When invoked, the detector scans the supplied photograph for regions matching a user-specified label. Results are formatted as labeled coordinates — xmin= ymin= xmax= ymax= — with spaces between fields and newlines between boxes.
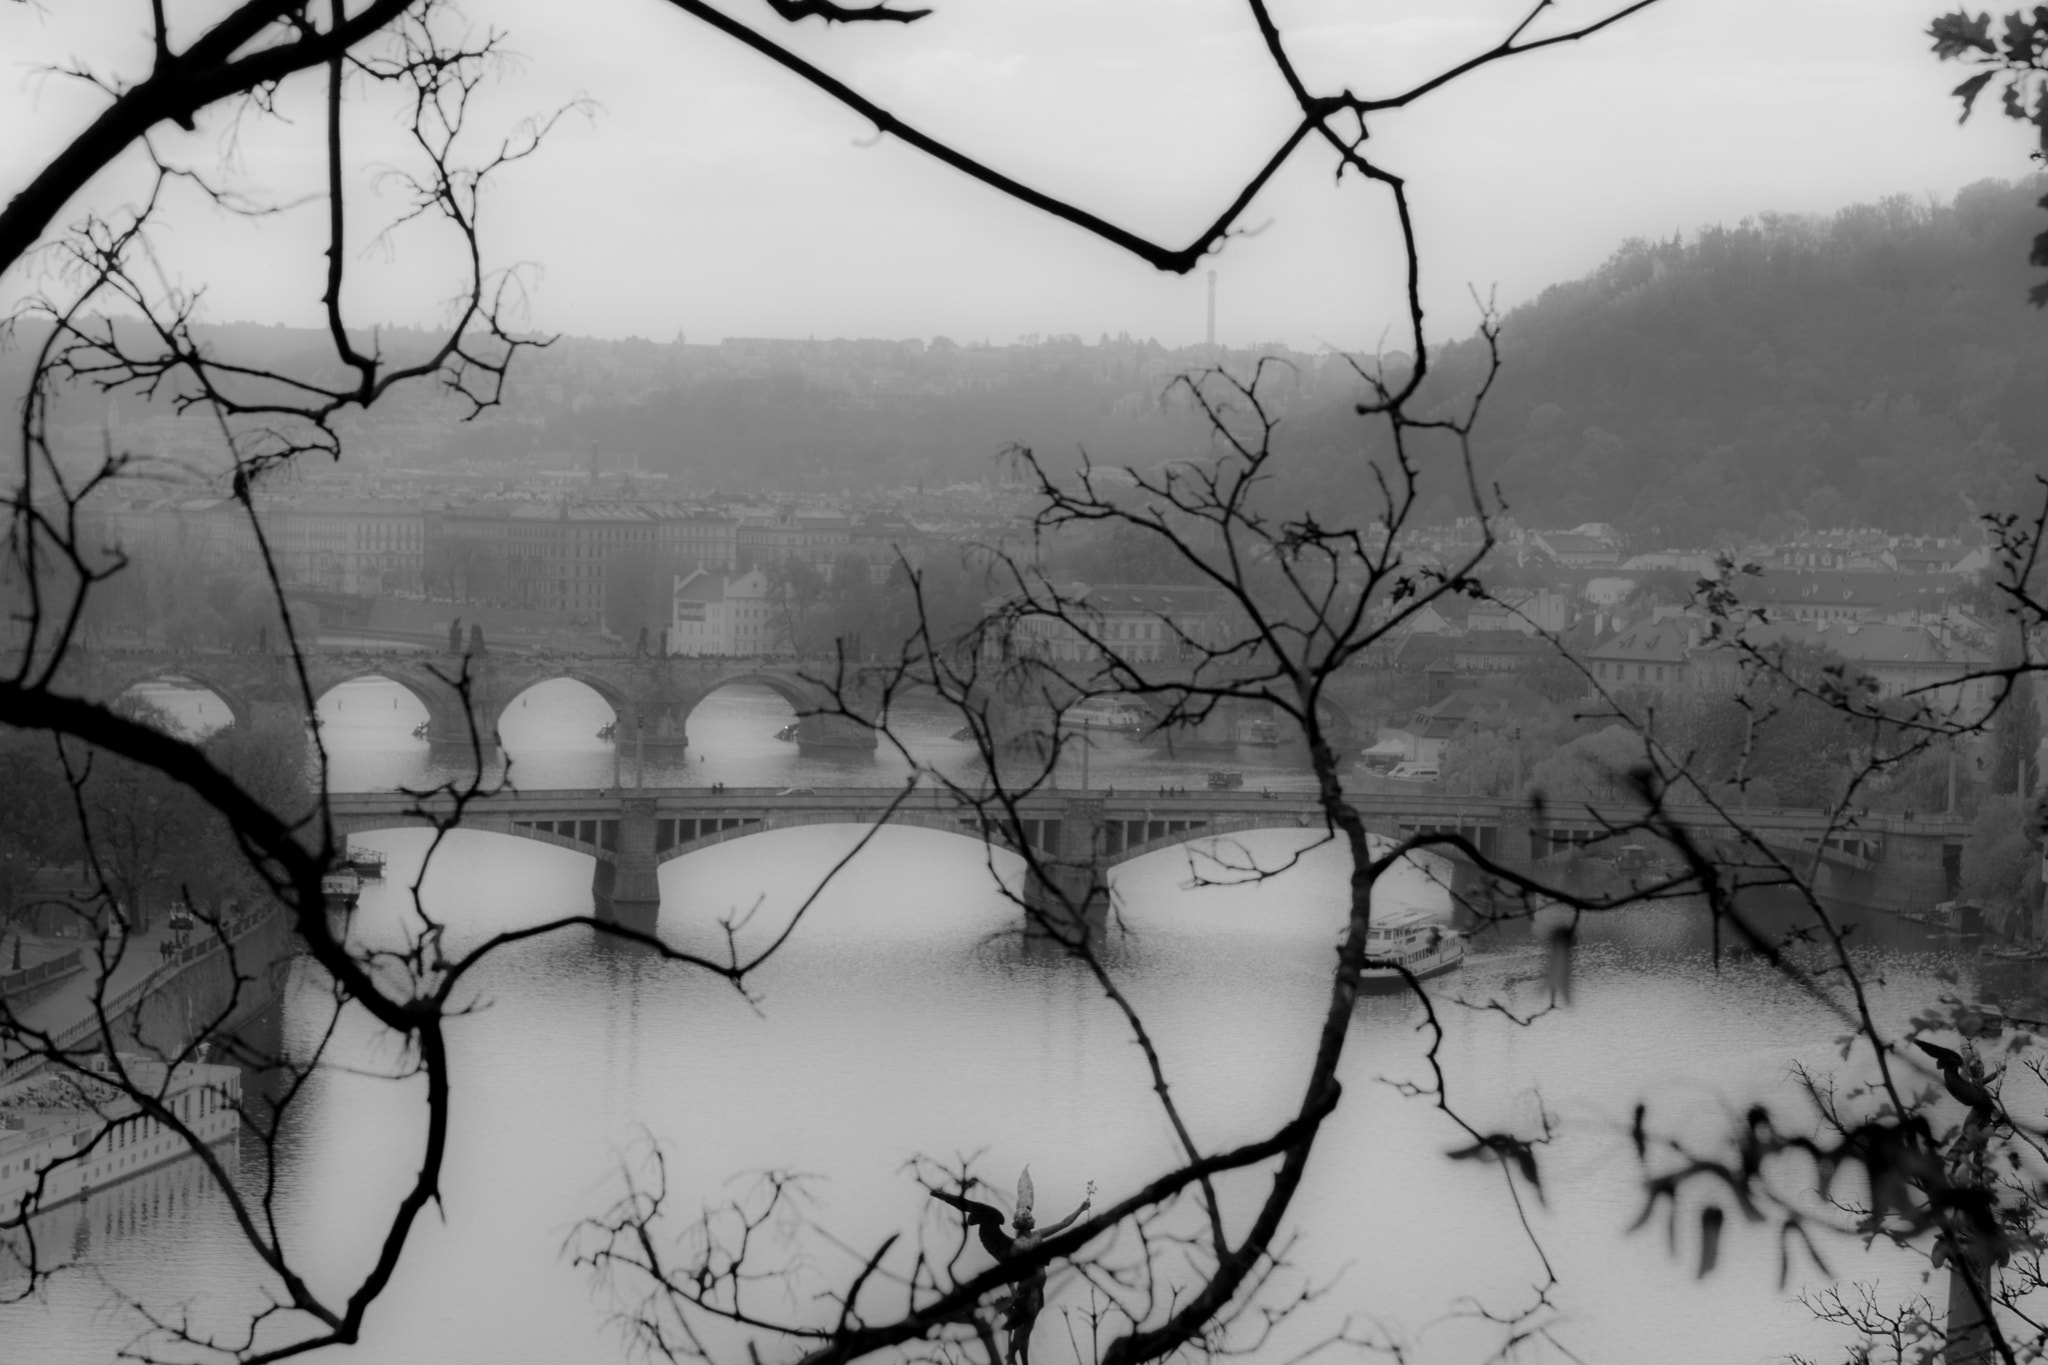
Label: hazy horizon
xmin=4 ymin=1 xmax=2039 ymax=352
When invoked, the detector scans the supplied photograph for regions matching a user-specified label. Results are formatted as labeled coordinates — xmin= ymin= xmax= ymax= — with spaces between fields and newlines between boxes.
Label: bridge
xmin=50 ymin=643 xmax=1375 ymax=761
xmin=51 ymin=646 xmax=884 ymax=759
xmin=325 ymin=785 xmax=1971 ymax=935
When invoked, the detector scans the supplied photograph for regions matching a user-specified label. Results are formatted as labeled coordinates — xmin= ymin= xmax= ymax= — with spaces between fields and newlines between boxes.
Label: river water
xmin=10 ymin=677 xmax=2030 ymax=1363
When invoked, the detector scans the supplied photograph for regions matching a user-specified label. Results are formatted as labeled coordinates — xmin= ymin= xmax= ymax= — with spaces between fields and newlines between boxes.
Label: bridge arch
xmin=653 ymin=809 xmax=1050 ymax=865
xmin=332 ymin=808 xmax=622 ymax=858
xmin=493 ymin=672 xmax=634 ymax=741
xmin=1103 ymin=813 xmax=1450 ymax=880
xmin=115 ymin=666 xmax=258 ymax=733
xmin=311 ymin=667 xmax=464 ymax=740
xmin=677 ymin=671 xmax=832 ymax=720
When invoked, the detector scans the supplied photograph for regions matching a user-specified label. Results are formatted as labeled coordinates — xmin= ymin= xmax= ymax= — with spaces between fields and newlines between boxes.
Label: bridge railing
xmin=0 ymin=902 xmax=284 ymax=1087
xmin=0 ymin=949 xmax=83 ymax=1002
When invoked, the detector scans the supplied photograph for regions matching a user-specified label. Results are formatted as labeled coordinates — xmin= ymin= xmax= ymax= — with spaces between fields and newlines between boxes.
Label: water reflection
xmin=9 ymin=814 xmax=1992 ymax=1364
xmin=22 ymin=678 xmax=2012 ymax=1364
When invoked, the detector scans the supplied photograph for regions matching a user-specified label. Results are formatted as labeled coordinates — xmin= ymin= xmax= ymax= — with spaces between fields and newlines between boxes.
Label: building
xmin=733 ymin=507 xmax=853 ymax=579
xmin=432 ymin=501 xmax=634 ymax=615
xmin=987 ymin=583 xmax=1241 ymax=666
xmin=1465 ymin=588 xmax=1574 ymax=636
xmin=1584 ymin=612 xmax=1995 ymax=720
xmin=1585 ymin=618 xmax=1694 ymax=691
xmin=1743 ymin=618 xmax=1996 ymax=721
xmin=1449 ymin=631 xmax=1553 ymax=674
xmin=1740 ymin=569 xmax=1950 ymax=624
xmin=263 ymin=498 xmax=425 ymax=595
xmin=1533 ymin=524 xmax=1625 ymax=568
xmin=670 ymin=568 xmax=787 ymax=657
xmin=645 ymin=504 xmax=739 ymax=575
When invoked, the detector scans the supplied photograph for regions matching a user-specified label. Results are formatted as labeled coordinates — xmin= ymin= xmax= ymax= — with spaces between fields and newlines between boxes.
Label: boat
xmin=1067 ymin=699 xmax=1146 ymax=732
xmin=596 ymin=720 xmax=618 ymax=741
xmin=1240 ymin=718 xmax=1283 ymax=746
xmin=774 ymin=722 xmax=800 ymax=742
xmin=1901 ymin=899 xmax=1982 ymax=932
xmin=1980 ymin=942 xmax=2048 ymax=962
xmin=322 ymin=868 xmax=361 ymax=911
xmin=1206 ymin=769 xmax=1245 ymax=790
xmin=1360 ymin=907 xmax=1465 ymax=987
xmin=0 ymin=1054 xmax=242 ymax=1220
xmin=410 ymin=721 xmax=430 ymax=739
xmin=345 ymin=845 xmax=386 ymax=879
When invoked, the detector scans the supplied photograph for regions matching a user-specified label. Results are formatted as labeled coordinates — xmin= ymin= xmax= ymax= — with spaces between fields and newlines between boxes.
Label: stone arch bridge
xmin=56 ymin=648 xmax=883 ymax=758
xmin=57 ymin=645 xmax=1373 ymax=761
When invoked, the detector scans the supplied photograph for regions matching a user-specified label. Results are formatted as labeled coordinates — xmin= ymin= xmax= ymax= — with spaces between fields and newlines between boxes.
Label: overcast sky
xmin=1 ymin=0 xmax=2038 ymax=351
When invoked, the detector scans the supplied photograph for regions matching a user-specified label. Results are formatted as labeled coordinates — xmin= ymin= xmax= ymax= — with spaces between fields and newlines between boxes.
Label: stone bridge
xmin=51 ymin=646 xmax=885 ymax=759
xmin=51 ymin=643 xmax=1382 ymax=766
xmin=325 ymin=785 xmax=1971 ymax=935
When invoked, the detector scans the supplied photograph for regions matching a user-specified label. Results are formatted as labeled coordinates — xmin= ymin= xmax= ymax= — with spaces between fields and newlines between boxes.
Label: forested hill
xmin=1293 ymin=177 xmax=2048 ymax=543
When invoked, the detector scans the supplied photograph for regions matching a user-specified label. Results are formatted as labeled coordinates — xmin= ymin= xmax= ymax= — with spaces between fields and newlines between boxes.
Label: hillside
xmin=1405 ymin=177 xmax=2048 ymax=541
xmin=11 ymin=178 xmax=2044 ymax=525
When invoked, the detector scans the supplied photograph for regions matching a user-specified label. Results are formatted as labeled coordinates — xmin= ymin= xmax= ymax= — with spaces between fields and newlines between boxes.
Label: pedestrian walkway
xmin=2 ymin=926 xmax=180 ymax=1068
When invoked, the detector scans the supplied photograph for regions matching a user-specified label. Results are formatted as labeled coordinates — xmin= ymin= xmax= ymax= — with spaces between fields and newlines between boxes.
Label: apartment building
xmin=670 ymin=568 xmax=788 ymax=656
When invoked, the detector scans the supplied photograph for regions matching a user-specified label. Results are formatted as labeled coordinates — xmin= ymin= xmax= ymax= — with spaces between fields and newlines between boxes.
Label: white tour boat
xmin=1361 ymin=907 xmax=1465 ymax=987
xmin=0 ymin=1054 xmax=241 ymax=1220
xmin=1066 ymin=699 xmax=1147 ymax=732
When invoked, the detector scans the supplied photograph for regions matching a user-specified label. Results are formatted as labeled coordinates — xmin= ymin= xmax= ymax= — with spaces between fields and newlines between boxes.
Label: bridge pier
xmin=1023 ymin=858 xmax=1110 ymax=941
xmin=425 ymin=728 xmax=501 ymax=767
xmin=622 ymin=703 xmax=691 ymax=761
xmin=1020 ymin=799 xmax=1110 ymax=942
xmin=592 ymin=797 xmax=663 ymax=936
xmin=1863 ymin=829 xmax=1955 ymax=914
xmin=795 ymin=712 xmax=879 ymax=753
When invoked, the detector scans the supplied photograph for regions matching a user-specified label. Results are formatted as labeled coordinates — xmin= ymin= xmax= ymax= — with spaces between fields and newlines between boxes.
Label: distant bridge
xmin=51 ymin=644 xmax=1367 ymax=760
xmin=325 ymin=785 xmax=1970 ymax=933
xmin=53 ymin=646 xmax=880 ymax=758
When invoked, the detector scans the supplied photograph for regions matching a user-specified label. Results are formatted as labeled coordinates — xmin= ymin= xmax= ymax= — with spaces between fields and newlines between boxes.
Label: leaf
xmin=1954 ymin=69 xmax=1999 ymax=122
xmin=1699 ymin=1205 xmax=1725 ymax=1277
xmin=1929 ymin=11 xmax=1997 ymax=60
xmin=2001 ymin=9 xmax=2044 ymax=62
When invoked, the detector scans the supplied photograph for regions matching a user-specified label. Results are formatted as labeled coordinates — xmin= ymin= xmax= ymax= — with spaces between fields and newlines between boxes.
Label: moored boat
xmin=1240 ymin=718 xmax=1282 ymax=746
xmin=1981 ymin=942 xmax=2048 ymax=962
xmin=345 ymin=844 xmax=386 ymax=879
xmin=1360 ymin=908 xmax=1465 ymax=987
xmin=0 ymin=1055 xmax=241 ymax=1220
xmin=322 ymin=867 xmax=361 ymax=910
xmin=1067 ymin=699 xmax=1146 ymax=732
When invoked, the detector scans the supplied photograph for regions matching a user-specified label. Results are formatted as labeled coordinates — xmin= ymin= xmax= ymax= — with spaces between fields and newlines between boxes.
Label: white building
xmin=669 ymin=568 xmax=787 ymax=657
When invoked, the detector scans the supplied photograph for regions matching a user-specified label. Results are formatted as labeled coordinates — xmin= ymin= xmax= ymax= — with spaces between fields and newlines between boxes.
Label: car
xmin=1385 ymin=762 xmax=1440 ymax=782
xmin=777 ymin=786 xmax=817 ymax=796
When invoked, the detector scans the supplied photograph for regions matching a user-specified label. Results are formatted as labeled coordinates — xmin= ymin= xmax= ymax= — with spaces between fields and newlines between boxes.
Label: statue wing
xmin=932 ymin=1188 xmax=1016 ymax=1259
xmin=1914 ymin=1037 xmax=1963 ymax=1069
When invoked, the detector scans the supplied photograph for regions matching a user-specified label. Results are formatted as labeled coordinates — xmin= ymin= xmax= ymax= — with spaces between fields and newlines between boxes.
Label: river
xmin=7 ymin=676 xmax=2024 ymax=1363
